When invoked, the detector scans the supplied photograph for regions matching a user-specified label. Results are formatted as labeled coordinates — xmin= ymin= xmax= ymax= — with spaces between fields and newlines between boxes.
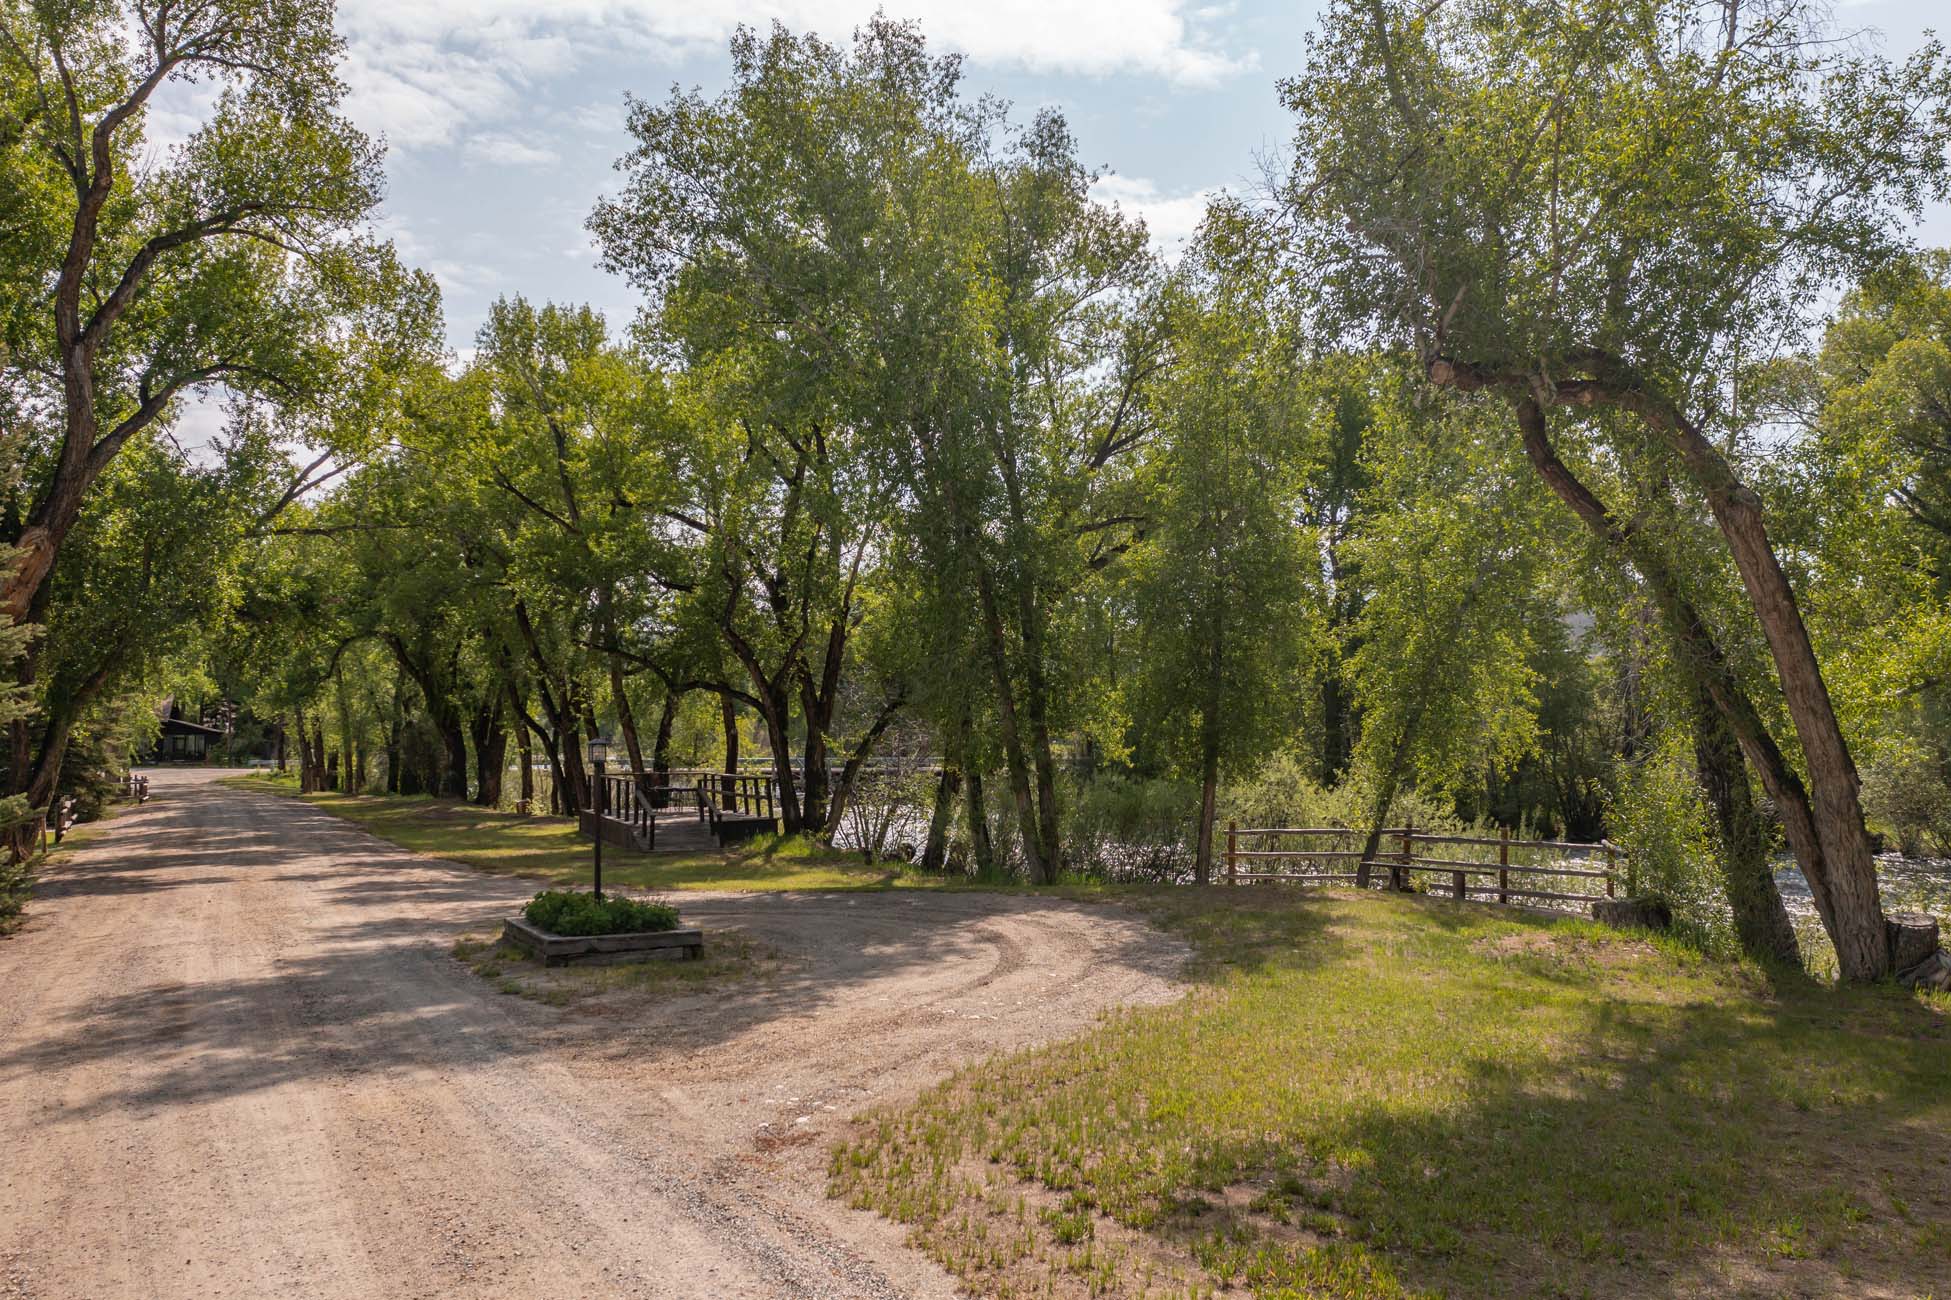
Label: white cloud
xmin=1091 ymin=174 xmax=1217 ymax=255
xmin=463 ymin=133 xmax=561 ymax=166
xmin=334 ymin=0 xmax=1249 ymax=148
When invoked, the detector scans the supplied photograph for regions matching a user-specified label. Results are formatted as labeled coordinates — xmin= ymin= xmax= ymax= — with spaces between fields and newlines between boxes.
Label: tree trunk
xmin=922 ymin=765 xmax=961 ymax=873
xmin=821 ymin=694 xmax=906 ymax=840
xmin=1504 ymin=393 xmax=1869 ymax=969
xmin=1688 ymin=673 xmax=1801 ymax=964
xmin=1195 ymin=739 xmax=1220 ymax=887
xmin=971 ymin=563 xmax=1048 ymax=881
xmin=611 ymin=652 xmax=649 ymax=798
xmin=964 ymin=763 xmax=997 ymax=876
xmin=652 ymin=691 xmax=677 ymax=807
xmin=721 ymin=695 xmax=740 ymax=775
xmin=509 ymin=681 xmax=535 ymax=812
xmin=470 ymin=698 xmax=506 ymax=808
xmin=1656 ymin=412 xmax=1887 ymax=978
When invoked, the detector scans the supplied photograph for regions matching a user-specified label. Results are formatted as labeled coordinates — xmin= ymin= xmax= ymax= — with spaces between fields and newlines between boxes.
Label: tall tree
xmin=1281 ymin=0 xmax=1951 ymax=978
xmin=1125 ymin=206 xmax=1319 ymax=883
xmin=1 ymin=0 xmax=436 ymax=822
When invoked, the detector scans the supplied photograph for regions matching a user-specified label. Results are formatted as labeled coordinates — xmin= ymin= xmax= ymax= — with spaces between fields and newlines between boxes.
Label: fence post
xmin=1498 ymin=826 xmax=1510 ymax=905
xmin=1604 ymin=843 xmax=1617 ymax=898
xmin=1393 ymin=823 xmax=1412 ymax=892
xmin=1226 ymin=821 xmax=1237 ymax=886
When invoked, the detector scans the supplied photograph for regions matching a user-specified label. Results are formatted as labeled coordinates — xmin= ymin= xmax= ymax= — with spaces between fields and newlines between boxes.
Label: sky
xmin=178 ymin=0 xmax=1951 ymax=363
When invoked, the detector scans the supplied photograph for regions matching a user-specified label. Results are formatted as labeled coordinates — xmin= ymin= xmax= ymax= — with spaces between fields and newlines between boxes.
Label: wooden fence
xmin=1223 ymin=823 xmax=1619 ymax=908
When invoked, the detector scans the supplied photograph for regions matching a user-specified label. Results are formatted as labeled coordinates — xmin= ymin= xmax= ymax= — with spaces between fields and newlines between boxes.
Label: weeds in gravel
xmin=832 ymin=888 xmax=1951 ymax=1300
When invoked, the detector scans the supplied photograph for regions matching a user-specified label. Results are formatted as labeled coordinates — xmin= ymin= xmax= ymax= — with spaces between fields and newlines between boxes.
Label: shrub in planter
xmin=523 ymin=890 xmax=679 ymax=936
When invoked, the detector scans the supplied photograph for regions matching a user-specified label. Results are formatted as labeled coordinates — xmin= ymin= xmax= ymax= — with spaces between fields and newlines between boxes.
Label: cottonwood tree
xmin=1342 ymin=382 xmax=1554 ymax=875
xmin=1282 ymin=0 xmax=1951 ymax=978
xmin=1124 ymin=206 xmax=1320 ymax=883
xmin=589 ymin=25 xmax=1014 ymax=847
xmin=0 ymin=0 xmax=436 ymax=823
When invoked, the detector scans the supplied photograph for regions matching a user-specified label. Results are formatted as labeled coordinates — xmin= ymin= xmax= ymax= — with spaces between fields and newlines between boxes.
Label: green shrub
xmin=1060 ymin=775 xmax=1199 ymax=882
xmin=1216 ymin=748 xmax=1466 ymax=835
xmin=1608 ymin=736 xmax=1721 ymax=924
xmin=1861 ymin=746 xmax=1951 ymax=859
xmin=522 ymin=889 xmax=679 ymax=936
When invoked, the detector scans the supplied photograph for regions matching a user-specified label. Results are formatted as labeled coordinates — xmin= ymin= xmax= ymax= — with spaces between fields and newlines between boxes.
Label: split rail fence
xmin=1222 ymin=823 xmax=1620 ymax=909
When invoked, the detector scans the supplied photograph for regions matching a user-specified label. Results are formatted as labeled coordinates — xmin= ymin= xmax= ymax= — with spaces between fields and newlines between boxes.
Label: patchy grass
xmin=223 ymin=771 xmax=936 ymax=892
xmin=831 ymin=887 xmax=1951 ymax=1300
xmin=452 ymin=927 xmax=776 ymax=1007
xmin=1 ymin=799 xmax=132 ymax=936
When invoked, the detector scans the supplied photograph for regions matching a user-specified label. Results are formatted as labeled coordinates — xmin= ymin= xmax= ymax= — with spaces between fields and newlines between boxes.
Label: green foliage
xmin=1059 ymin=776 xmax=1200 ymax=883
xmin=521 ymin=890 xmax=680 ymax=936
xmin=1861 ymin=746 xmax=1951 ymax=859
xmin=1609 ymin=734 xmax=1721 ymax=922
xmin=1218 ymin=748 xmax=1465 ymax=835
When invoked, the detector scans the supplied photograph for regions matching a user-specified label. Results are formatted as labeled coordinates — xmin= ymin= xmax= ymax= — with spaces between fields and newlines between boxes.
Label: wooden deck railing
xmin=1223 ymin=823 xmax=1619 ymax=907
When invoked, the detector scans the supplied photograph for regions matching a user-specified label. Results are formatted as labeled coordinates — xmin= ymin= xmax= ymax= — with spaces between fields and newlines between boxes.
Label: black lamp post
xmin=587 ymin=735 xmax=610 ymax=899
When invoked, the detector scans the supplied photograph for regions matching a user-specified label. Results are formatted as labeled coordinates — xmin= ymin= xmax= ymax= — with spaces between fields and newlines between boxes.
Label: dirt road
xmin=0 ymin=770 xmax=1186 ymax=1299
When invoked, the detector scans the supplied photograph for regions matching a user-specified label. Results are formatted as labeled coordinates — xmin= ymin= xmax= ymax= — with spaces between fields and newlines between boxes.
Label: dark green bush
xmin=522 ymin=889 xmax=679 ymax=936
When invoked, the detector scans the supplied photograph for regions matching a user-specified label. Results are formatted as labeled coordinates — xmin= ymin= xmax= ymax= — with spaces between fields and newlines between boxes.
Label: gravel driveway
xmin=0 ymin=769 xmax=1186 ymax=1299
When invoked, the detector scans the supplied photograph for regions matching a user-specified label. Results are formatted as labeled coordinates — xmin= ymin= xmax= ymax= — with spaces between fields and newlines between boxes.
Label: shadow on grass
xmin=841 ymin=888 xmax=1951 ymax=1299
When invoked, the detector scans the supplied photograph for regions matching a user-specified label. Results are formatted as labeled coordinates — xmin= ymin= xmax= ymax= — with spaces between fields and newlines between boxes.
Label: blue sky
xmin=312 ymin=0 xmax=1951 ymax=353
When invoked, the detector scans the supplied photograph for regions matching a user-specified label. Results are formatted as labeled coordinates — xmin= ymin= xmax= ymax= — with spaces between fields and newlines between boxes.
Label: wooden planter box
xmin=502 ymin=916 xmax=704 ymax=967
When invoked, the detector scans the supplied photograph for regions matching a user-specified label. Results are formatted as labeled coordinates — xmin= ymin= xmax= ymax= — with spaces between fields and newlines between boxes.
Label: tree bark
xmin=971 ymin=562 xmax=1049 ymax=881
xmin=651 ymin=690 xmax=678 ymax=806
xmin=922 ymin=765 xmax=961 ymax=872
xmin=1688 ymin=673 xmax=1801 ymax=964
xmin=469 ymin=697 xmax=506 ymax=808
xmin=964 ymin=763 xmax=997 ymax=876
xmin=508 ymin=680 xmax=535 ymax=811
xmin=610 ymin=651 xmax=649 ymax=798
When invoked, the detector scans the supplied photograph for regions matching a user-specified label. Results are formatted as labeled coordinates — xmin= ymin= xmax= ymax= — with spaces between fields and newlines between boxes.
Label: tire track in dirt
xmin=0 ymin=769 xmax=1188 ymax=1299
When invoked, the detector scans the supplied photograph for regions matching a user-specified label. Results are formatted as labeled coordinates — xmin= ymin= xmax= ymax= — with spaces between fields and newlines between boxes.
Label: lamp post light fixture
xmin=587 ymin=735 xmax=611 ymax=900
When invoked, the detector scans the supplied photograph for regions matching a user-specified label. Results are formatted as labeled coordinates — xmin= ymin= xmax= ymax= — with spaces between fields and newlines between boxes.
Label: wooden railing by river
xmin=1223 ymin=824 xmax=1619 ymax=908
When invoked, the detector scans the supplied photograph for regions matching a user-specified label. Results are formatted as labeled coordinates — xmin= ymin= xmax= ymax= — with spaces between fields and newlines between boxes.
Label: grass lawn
xmin=831 ymin=888 xmax=1951 ymax=1300
xmin=219 ymin=770 xmax=933 ymax=892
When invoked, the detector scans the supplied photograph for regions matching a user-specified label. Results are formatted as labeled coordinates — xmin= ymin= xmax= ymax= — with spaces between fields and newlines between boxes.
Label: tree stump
xmin=1888 ymin=912 xmax=1941 ymax=973
xmin=1889 ymin=913 xmax=1949 ymax=990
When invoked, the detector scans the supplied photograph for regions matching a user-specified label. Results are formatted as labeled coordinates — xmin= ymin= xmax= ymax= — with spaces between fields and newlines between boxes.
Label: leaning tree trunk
xmin=1505 ymin=394 xmax=1865 ymax=969
xmin=1651 ymin=407 xmax=1888 ymax=978
xmin=1689 ymin=672 xmax=1801 ymax=964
